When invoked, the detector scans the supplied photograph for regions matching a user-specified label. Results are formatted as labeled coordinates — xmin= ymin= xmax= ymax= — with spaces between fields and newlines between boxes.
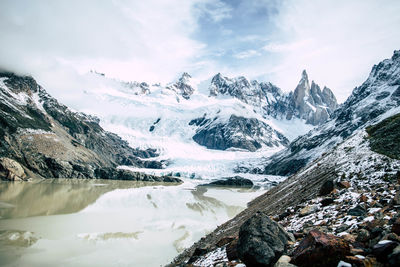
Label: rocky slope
xmin=168 ymin=51 xmax=400 ymax=266
xmin=238 ymin=50 xmax=400 ymax=176
xmin=169 ymin=114 xmax=400 ymax=266
xmin=0 ymin=72 xmax=180 ymax=182
xmin=190 ymin=114 xmax=289 ymax=152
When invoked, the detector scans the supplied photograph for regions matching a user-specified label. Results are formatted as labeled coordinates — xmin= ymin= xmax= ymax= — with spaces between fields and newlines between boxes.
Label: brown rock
xmin=344 ymin=255 xmax=365 ymax=267
xmin=291 ymin=230 xmax=351 ymax=267
xmin=342 ymin=234 xmax=356 ymax=243
xmin=216 ymin=236 xmax=236 ymax=247
xmin=226 ymin=237 xmax=239 ymax=261
xmin=360 ymin=194 xmax=368 ymax=203
xmin=338 ymin=181 xmax=351 ymax=189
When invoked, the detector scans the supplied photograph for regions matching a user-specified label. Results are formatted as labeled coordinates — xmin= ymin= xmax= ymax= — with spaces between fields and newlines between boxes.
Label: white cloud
xmin=0 ymin=0 xmax=207 ymax=89
xmin=194 ymin=0 xmax=233 ymax=22
xmin=260 ymin=0 xmax=400 ymax=102
xmin=233 ymin=49 xmax=261 ymax=59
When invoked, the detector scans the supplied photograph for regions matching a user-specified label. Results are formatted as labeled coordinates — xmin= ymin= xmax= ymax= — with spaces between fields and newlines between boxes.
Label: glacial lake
xmin=0 ymin=179 xmax=264 ymax=266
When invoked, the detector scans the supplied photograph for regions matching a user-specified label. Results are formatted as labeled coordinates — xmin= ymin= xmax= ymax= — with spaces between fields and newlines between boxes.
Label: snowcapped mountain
xmin=208 ymin=70 xmax=338 ymax=125
xmin=239 ymin=50 xmax=400 ymax=176
xmin=0 ymin=72 xmax=178 ymax=181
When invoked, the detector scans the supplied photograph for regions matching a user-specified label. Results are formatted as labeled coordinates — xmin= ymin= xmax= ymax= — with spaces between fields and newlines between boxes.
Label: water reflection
xmin=0 ymin=179 xmax=176 ymax=219
xmin=0 ymin=179 xmax=264 ymax=267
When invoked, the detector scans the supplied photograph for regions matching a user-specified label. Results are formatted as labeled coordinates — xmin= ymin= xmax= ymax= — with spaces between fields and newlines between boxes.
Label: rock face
xmin=291 ymin=230 xmax=351 ymax=267
xmin=237 ymin=211 xmax=291 ymax=267
xmin=191 ymin=115 xmax=289 ymax=151
xmin=0 ymin=72 xmax=171 ymax=181
xmin=167 ymin=72 xmax=195 ymax=99
xmin=206 ymin=176 xmax=253 ymax=188
xmin=245 ymin=50 xmax=400 ymax=176
xmin=94 ymin=167 xmax=181 ymax=182
xmin=209 ymin=71 xmax=337 ymax=126
xmin=290 ymin=71 xmax=337 ymax=125
xmin=0 ymin=157 xmax=26 ymax=181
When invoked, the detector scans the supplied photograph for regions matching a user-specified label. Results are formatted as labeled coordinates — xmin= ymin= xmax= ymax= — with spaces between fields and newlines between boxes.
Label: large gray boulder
xmin=237 ymin=211 xmax=291 ymax=267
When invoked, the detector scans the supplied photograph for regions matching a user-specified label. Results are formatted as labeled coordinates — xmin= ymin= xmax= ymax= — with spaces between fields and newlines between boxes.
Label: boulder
xmin=319 ymin=180 xmax=334 ymax=196
xmin=0 ymin=157 xmax=27 ymax=181
xmin=207 ymin=176 xmax=253 ymax=188
xmin=392 ymin=217 xmax=400 ymax=235
xmin=372 ymin=240 xmax=398 ymax=263
xmin=320 ymin=198 xmax=334 ymax=207
xmin=299 ymin=205 xmax=318 ymax=217
xmin=237 ymin=211 xmax=291 ymax=266
xmin=348 ymin=205 xmax=367 ymax=217
xmin=337 ymin=181 xmax=351 ymax=189
xmin=388 ymin=245 xmax=400 ymax=267
xmin=291 ymin=230 xmax=351 ymax=267
xmin=273 ymin=255 xmax=297 ymax=267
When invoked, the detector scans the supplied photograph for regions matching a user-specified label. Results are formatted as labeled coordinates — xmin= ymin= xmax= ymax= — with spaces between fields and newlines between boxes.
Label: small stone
xmin=360 ymin=194 xmax=368 ymax=203
xmin=299 ymin=205 xmax=318 ymax=217
xmin=274 ymin=255 xmax=297 ymax=267
xmin=392 ymin=191 xmax=400 ymax=205
xmin=356 ymin=229 xmax=370 ymax=242
xmin=392 ymin=218 xmax=400 ymax=235
xmin=348 ymin=205 xmax=367 ymax=217
xmin=320 ymin=198 xmax=334 ymax=207
xmin=344 ymin=256 xmax=365 ymax=267
xmin=342 ymin=234 xmax=356 ymax=243
xmin=338 ymin=181 xmax=351 ymax=189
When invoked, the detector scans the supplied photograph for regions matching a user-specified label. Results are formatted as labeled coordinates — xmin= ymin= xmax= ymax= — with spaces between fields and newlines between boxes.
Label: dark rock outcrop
xmin=191 ymin=115 xmax=289 ymax=152
xmin=206 ymin=176 xmax=253 ymax=188
xmin=237 ymin=211 xmax=291 ymax=267
xmin=166 ymin=72 xmax=195 ymax=99
xmin=94 ymin=167 xmax=181 ymax=182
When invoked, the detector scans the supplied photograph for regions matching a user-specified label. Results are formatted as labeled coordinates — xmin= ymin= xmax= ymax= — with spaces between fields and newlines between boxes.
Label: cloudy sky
xmin=1 ymin=0 xmax=400 ymax=102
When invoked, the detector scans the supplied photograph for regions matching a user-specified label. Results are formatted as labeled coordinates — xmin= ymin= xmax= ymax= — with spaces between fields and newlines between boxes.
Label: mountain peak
xmin=301 ymin=69 xmax=308 ymax=80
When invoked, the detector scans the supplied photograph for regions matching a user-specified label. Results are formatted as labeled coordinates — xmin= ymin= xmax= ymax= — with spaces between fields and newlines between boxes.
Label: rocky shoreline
xmin=168 ymin=123 xmax=400 ymax=266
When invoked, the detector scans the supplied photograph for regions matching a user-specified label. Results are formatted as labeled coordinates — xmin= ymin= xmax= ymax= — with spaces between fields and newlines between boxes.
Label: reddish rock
xmin=337 ymin=181 xmax=351 ymax=189
xmin=291 ymin=230 xmax=351 ymax=267
xmin=392 ymin=218 xmax=400 ymax=236
xmin=360 ymin=194 xmax=368 ymax=202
